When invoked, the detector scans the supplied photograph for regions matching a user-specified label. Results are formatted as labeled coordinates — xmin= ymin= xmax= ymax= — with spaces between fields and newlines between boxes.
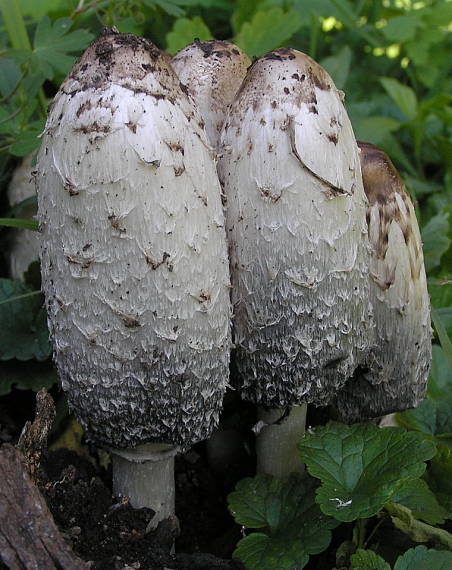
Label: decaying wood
xmin=0 ymin=444 xmax=89 ymax=570
xmin=17 ymin=388 xmax=56 ymax=483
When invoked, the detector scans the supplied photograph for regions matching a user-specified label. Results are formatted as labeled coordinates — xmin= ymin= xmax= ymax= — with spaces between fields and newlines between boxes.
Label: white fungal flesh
xmin=172 ymin=40 xmax=250 ymax=148
xmin=37 ymin=31 xmax=231 ymax=449
xmin=333 ymin=142 xmax=431 ymax=421
xmin=7 ymin=155 xmax=39 ymax=279
xmin=219 ymin=48 xmax=373 ymax=407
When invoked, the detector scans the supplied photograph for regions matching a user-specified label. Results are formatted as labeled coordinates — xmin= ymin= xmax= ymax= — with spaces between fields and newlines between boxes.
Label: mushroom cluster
xmin=36 ymin=30 xmax=431 ymax=521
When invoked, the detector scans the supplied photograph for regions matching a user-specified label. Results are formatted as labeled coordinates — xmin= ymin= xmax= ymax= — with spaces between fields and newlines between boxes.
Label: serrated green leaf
xmin=299 ymin=423 xmax=436 ymax=522
xmin=0 ymin=279 xmax=51 ymax=361
xmin=394 ymin=545 xmax=452 ymax=570
xmin=396 ymin=396 xmax=452 ymax=437
xmin=320 ymin=45 xmax=352 ymax=90
xmin=380 ymin=77 xmax=418 ymax=120
xmin=424 ymin=444 xmax=452 ymax=518
xmin=422 ymin=211 xmax=451 ymax=272
xmin=30 ymin=16 xmax=93 ymax=80
xmin=351 ymin=549 xmax=390 ymax=570
xmin=0 ymin=360 xmax=57 ymax=396
xmin=165 ymin=16 xmax=213 ymax=54
xmin=392 ymin=478 xmax=447 ymax=525
xmin=235 ymin=8 xmax=302 ymax=58
xmin=385 ymin=502 xmax=452 ymax=549
xmin=228 ymin=473 xmax=337 ymax=570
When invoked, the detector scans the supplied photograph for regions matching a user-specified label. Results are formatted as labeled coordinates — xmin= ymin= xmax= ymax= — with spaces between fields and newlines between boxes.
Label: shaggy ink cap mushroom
xmin=37 ymin=29 xmax=231 ymax=451
xmin=218 ymin=48 xmax=373 ymax=410
xmin=172 ymin=40 xmax=251 ymax=148
xmin=332 ymin=142 xmax=431 ymax=422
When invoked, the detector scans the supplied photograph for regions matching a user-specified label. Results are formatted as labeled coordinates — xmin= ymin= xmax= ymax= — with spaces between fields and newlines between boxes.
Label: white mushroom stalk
xmin=218 ymin=48 xmax=372 ymax=478
xmin=172 ymin=40 xmax=250 ymax=149
xmin=37 ymin=29 xmax=231 ymax=524
xmin=7 ymin=155 xmax=39 ymax=280
xmin=332 ymin=142 xmax=431 ymax=422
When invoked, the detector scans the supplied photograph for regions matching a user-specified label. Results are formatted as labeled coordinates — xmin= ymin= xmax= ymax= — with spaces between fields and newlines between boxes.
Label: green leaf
xmin=392 ymin=478 xmax=447 ymax=525
xmin=424 ymin=444 xmax=452 ymax=518
xmin=320 ymin=45 xmax=352 ymax=90
xmin=394 ymin=545 xmax=452 ymax=570
xmin=380 ymin=77 xmax=418 ymax=120
xmin=428 ymin=344 xmax=452 ymax=398
xmin=385 ymin=502 xmax=452 ymax=549
xmin=0 ymin=218 xmax=39 ymax=231
xmin=299 ymin=423 xmax=436 ymax=522
xmin=0 ymin=58 xmax=22 ymax=98
xmin=353 ymin=116 xmax=401 ymax=145
xmin=30 ymin=16 xmax=93 ymax=80
xmin=235 ymin=8 xmax=302 ymax=58
xmin=0 ymin=279 xmax=51 ymax=362
xmin=351 ymin=549 xmax=390 ymax=570
xmin=382 ymin=15 xmax=420 ymax=42
xmin=228 ymin=473 xmax=337 ymax=570
xmin=165 ymin=17 xmax=213 ymax=54
xmin=0 ymin=360 xmax=57 ymax=396
xmin=421 ymin=211 xmax=451 ymax=272
xmin=396 ymin=395 xmax=452 ymax=437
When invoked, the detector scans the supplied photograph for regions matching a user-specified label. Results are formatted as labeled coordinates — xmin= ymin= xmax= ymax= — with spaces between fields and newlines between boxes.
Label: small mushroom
xmin=172 ymin=40 xmax=251 ymax=148
xmin=332 ymin=142 xmax=431 ymax=422
xmin=218 ymin=48 xmax=373 ymax=477
xmin=36 ymin=30 xmax=231 ymax=523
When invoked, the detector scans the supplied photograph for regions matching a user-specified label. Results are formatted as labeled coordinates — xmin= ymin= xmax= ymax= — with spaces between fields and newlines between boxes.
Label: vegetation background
xmin=0 ymin=1 xmax=451 ymax=569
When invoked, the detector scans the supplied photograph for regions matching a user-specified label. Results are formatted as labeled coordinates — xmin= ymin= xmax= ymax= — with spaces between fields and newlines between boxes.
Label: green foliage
xmin=299 ymin=423 xmax=436 ymax=522
xmin=166 ymin=16 xmax=213 ymax=53
xmin=0 ymin=279 xmax=51 ymax=361
xmin=234 ymin=7 xmax=302 ymax=58
xmin=351 ymin=549 xmax=390 ymax=570
xmin=394 ymin=545 xmax=452 ymax=570
xmin=228 ymin=473 xmax=338 ymax=570
xmin=0 ymin=359 xmax=56 ymax=396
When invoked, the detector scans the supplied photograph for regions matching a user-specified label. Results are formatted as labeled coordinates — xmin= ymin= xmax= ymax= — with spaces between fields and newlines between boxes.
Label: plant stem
xmin=110 ymin=443 xmax=179 ymax=528
xmin=255 ymin=405 xmax=307 ymax=479
xmin=355 ymin=517 xmax=368 ymax=549
xmin=0 ymin=0 xmax=31 ymax=51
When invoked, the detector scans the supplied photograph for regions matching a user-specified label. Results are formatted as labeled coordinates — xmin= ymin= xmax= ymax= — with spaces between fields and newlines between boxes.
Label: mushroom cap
xmin=172 ymin=40 xmax=251 ymax=148
xmin=332 ymin=142 xmax=431 ymax=421
xmin=7 ymin=155 xmax=39 ymax=280
xmin=218 ymin=48 xmax=373 ymax=408
xmin=37 ymin=30 xmax=231 ymax=449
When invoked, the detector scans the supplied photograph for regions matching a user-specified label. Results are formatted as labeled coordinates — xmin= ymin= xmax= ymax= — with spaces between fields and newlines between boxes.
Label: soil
xmin=0 ymin=385 xmax=364 ymax=570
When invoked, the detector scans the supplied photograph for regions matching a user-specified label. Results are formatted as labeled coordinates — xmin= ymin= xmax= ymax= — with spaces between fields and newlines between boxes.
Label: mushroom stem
xmin=110 ymin=443 xmax=179 ymax=527
xmin=255 ymin=405 xmax=307 ymax=479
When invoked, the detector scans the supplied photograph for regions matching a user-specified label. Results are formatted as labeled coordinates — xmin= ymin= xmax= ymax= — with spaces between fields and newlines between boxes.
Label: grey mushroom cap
xmin=37 ymin=30 xmax=231 ymax=449
xmin=218 ymin=48 xmax=373 ymax=408
xmin=332 ymin=142 xmax=431 ymax=422
xmin=172 ymin=40 xmax=251 ymax=148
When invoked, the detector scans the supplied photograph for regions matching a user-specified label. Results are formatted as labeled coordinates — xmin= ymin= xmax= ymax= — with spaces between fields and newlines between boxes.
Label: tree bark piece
xmin=0 ymin=444 xmax=89 ymax=570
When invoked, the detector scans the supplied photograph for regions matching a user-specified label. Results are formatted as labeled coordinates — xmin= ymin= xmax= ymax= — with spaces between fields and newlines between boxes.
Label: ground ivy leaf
xmin=235 ymin=8 xmax=302 ymax=58
xmin=351 ymin=549 xmax=390 ymax=570
xmin=0 ymin=279 xmax=51 ymax=361
xmin=228 ymin=473 xmax=337 ymax=570
xmin=385 ymin=503 xmax=452 ymax=549
xmin=299 ymin=423 xmax=436 ymax=522
xmin=397 ymin=394 xmax=452 ymax=437
xmin=424 ymin=444 xmax=452 ymax=518
xmin=392 ymin=478 xmax=447 ymax=524
xmin=394 ymin=545 xmax=452 ymax=569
